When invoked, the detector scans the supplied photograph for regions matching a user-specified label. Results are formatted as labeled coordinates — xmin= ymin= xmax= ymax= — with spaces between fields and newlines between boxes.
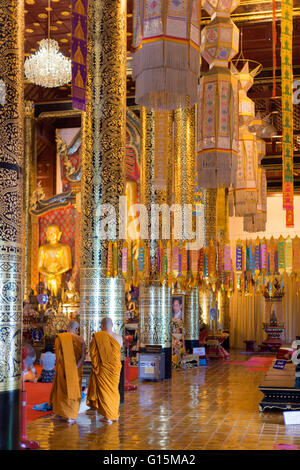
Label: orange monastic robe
xmin=49 ymin=332 xmax=83 ymax=419
xmin=87 ymin=331 xmax=122 ymax=421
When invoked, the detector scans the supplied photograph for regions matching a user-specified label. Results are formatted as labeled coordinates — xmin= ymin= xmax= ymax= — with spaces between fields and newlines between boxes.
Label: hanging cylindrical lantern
xmin=196 ymin=0 xmax=240 ymax=189
xmin=230 ymin=62 xmax=262 ymax=217
xmin=132 ymin=0 xmax=201 ymax=110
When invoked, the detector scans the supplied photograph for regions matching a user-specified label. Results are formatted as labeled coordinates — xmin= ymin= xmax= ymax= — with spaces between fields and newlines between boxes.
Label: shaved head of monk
xmin=101 ymin=317 xmax=113 ymax=331
xmin=67 ymin=320 xmax=79 ymax=333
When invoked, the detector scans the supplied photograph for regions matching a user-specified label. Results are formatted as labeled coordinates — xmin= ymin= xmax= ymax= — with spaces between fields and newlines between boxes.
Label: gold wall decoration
xmin=0 ymin=0 xmax=24 ymax=394
xmin=24 ymin=101 xmax=36 ymax=299
xmin=80 ymin=0 xmax=126 ymax=350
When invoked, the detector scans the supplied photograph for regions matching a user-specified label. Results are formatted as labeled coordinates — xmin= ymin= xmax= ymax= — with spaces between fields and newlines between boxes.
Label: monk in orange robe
xmin=87 ymin=318 xmax=123 ymax=424
xmin=49 ymin=320 xmax=86 ymax=423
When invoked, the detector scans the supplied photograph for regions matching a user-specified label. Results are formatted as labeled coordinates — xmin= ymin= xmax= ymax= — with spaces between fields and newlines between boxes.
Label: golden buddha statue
xmin=63 ymin=278 xmax=80 ymax=305
xmin=37 ymin=224 xmax=72 ymax=297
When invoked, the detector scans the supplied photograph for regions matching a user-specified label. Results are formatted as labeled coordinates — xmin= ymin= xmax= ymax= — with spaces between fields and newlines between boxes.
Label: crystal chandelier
xmin=24 ymin=1 xmax=71 ymax=88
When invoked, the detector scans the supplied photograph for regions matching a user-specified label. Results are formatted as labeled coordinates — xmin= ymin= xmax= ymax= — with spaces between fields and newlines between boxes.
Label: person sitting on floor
xmin=38 ymin=343 xmax=56 ymax=383
xmin=23 ymin=342 xmax=38 ymax=383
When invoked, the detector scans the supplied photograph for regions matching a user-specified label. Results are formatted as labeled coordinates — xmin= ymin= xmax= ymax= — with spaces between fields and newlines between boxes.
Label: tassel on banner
xmin=254 ymin=237 xmax=261 ymax=279
xmin=261 ymin=237 xmax=268 ymax=276
xmin=278 ymin=235 xmax=285 ymax=275
xmin=236 ymin=239 xmax=243 ymax=290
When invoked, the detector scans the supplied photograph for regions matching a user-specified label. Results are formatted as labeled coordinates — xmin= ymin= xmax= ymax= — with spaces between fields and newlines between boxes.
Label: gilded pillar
xmin=80 ymin=0 xmax=126 ymax=348
xmin=0 ymin=0 xmax=24 ymax=450
xmin=24 ymin=101 xmax=36 ymax=299
xmin=217 ymin=188 xmax=230 ymax=332
xmin=174 ymin=103 xmax=199 ymax=352
xmin=139 ymin=107 xmax=173 ymax=379
xmin=202 ymin=189 xmax=218 ymax=328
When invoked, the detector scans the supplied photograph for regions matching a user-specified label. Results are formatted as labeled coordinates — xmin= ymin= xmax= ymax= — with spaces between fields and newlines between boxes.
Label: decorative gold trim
xmin=37 ymin=109 xmax=82 ymax=120
xmin=201 ymin=8 xmax=300 ymax=24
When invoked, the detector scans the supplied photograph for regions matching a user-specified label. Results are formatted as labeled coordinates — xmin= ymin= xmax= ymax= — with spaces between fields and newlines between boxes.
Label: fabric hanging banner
xmin=72 ymin=0 xmax=88 ymax=111
xmin=281 ymin=0 xmax=294 ymax=227
xmin=293 ymin=236 xmax=300 ymax=274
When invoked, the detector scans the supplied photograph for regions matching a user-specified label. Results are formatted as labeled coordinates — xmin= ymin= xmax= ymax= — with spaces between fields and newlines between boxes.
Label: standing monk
xmin=49 ymin=320 xmax=86 ymax=424
xmin=87 ymin=318 xmax=123 ymax=424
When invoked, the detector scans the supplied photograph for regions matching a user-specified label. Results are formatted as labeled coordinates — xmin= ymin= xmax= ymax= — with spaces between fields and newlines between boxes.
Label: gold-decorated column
xmin=139 ymin=107 xmax=173 ymax=379
xmin=174 ymin=102 xmax=200 ymax=352
xmin=216 ymin=188 xmax=230 ymax=332
xmin=200 ymin=189 xmax=218 ymax=326
xmin=24 ymin=101 xmax=36 ymax=299
xmin=80 ymin=0 xmax=126 ymax=348
xmin=0 ymin=0 xmax=24 ymax=450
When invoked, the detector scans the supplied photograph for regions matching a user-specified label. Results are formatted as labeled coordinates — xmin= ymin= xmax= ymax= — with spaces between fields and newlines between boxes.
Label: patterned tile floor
xmin=27 ymin=351 xmax=300 ymax=450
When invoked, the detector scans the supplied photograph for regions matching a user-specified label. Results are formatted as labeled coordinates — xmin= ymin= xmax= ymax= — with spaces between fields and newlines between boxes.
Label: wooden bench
xmin=258 ymin=361 xmax=300 ymax=411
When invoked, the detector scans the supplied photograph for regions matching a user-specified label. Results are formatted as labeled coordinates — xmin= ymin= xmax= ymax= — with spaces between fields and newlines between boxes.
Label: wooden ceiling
xmin=24 ymin=0 xmax=300 ymax=193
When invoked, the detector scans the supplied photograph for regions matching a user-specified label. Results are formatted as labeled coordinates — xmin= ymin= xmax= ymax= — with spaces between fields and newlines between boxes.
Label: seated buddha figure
xmin=38 ymin=224 xmax=72 ymax=297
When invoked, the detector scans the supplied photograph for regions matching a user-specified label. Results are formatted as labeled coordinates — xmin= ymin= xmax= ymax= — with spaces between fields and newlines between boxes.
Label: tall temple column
xmin=217 ymin=188 xmax=230 ymax=331
xmin=80 ymin=0 xmax=126 ymax=354
xmin=139 ymin=108 xmax=173 ymax=379
xmin=174 ymin=104 xmax=199 ymax=352
xmin=0 ymin=0 xmax=24 ymax=450
xmin=201 ymin=189 xmax=218 ymax=326
xmin=24 ymin=101 xmax=36 ymax=299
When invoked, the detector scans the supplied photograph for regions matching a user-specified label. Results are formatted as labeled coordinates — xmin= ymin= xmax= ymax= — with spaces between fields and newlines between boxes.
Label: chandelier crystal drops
xmin=24 ymin=38 xmax=71 ymax=88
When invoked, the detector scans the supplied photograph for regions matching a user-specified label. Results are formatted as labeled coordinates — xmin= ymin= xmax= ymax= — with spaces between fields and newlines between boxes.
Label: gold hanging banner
xmin=281 ymin=0 xmax=294 ymax=227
